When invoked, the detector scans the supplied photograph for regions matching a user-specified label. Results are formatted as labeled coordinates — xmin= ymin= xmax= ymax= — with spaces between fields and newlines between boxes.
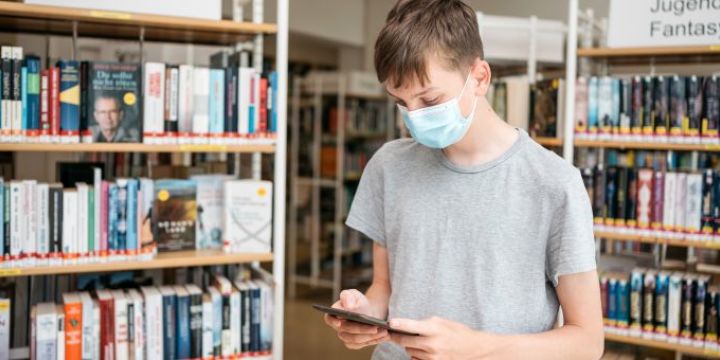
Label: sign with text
xmin=608 ymin=0 xmax=720 ymax=47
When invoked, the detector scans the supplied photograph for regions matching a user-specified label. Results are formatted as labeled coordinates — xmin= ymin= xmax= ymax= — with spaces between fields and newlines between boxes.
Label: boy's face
xmin=386 ymin=55 xmax=478 ymax=118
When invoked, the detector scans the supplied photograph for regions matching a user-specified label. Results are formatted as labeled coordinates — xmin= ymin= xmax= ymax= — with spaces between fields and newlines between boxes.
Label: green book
xmin=88 ymin=188 xmax=94 ymax=255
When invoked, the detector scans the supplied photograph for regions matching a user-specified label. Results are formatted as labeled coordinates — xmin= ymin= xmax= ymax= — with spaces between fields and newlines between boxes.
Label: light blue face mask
xmin=398 ymin=73 xmax=478 ymax=149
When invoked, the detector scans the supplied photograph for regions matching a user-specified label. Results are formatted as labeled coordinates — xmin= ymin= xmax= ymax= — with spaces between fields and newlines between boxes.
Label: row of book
xmin=0 ymin=174 xmax=272 ymax=267
xmin=574 ymin=75 xmax=720 ymax=144
xmin=27 ymin=273 xmax=273 ymax=360
xmin=0 ymin=46 xmax=277 ymax=145
xmin=601 ymin=269 xmax=717 ymax=350
xmin=582 ymin=166 xmax=720 ymax=241
xmin=328 ymin=100 xmax=390 ymax=136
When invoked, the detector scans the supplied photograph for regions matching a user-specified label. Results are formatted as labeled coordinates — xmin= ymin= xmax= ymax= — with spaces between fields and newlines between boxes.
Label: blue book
xmin=116 ymin=180 xmax=128 ymax=252
xmin=0 ymin=181 xmax=4 ymax=256
xmin=20 ymin=66 xmax=27 ymax=136
xmin=174 ymin=286 xmax=191 ymax=359
xmin=250 ymin=282 xmax=261 ymax=352
xmin=224 ymin=67 xmax=238 ymax=134
xmin=611 ymin=78 xmax=621 ymax=131
xmin=608 ymin=278 xmax=617 ymax=324
xmin=126 ymin=179 xmax=138 ymax=253
xmin=57 ymin=60 xmax=80 ymax=137
xmin=159 ymin=286 xmax=177 ymax=360
xmin=588 ymin=77 xmax=599 ymax=133
xmin=108 ymin=184 xmax=118 ymax=253
xmin=269 ymin=72 xmax=277 ymax=133
xmin=209 ymin=69 xmax=225 ymax=135
xmin=25 ymin=56 xmax=40 ymax=133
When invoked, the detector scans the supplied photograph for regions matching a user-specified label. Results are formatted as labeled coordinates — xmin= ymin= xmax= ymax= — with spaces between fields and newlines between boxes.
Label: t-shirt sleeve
xmin=546 ymin=170 xmax=597 ymax=287
xmin=345 ymin=149 xmax=386 ymax=247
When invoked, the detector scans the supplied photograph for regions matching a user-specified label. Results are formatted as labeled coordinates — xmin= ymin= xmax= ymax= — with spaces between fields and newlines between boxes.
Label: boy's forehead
xmin=385 ymin=60 xmax=456 ymax=96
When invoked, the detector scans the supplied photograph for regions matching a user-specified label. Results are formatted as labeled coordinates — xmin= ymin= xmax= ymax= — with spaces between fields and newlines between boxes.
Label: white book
xmin=230 ymin=285 xmax=241 ymax=355
xmin=77 ymin=183 xmax=89 ymax=260
xmin=208 ymin=286 xmax=222 ymax=356
xmin=223 ymin=180 xmax=273 ymax=253
xmin=667 ymin=273 xmax=682 ymax=341
xmin=0 ymin=46 xmax=11 ymax=142
xmin=686 ymin=173 xmax=703 ymax=236
xmin=126 ymin=289 xmax=144 ymax=360
xmin=177 ymin=65 xmax=194 ymax=143
xmin=259 ymin=279 xmax=273 ymax=352
xmin=36 ymin=183 xmax=50 ymax=263
xmin=201 ymin=293 xmax=214 ymax=358
xmin=9 ymin=181 xmax=21 ymax=263
xmin=191 ymin=174 xmax=233 ymax=250
xmin=663 ymin=172 xmax=677 ymax=234
xmin=36 ymin=303 xmax=58 ymax=360
xmin=237 ymin=68 xmax=253 ymax=136
xmin=11 ymin=47 xmax=23 ymax=142
xmin=94 ymin=168 xmax=102 ymax=254
xmin=252 ymin=70 xmax=261 ymax=135
xmin=143 ymin=62 xmax=166 ymax=144
xmin=56 ymin=304 xmax=65 ymax=360
xmin=674 ymin=174 xmax=687 ymax=234
xmin=79 ymin=292 xmax=94 ymax=360
xmin=92 ymin=300 xmax=100 ymax=360
xmin=111 ymin=290 xmax=129 ymax=360
xmin=140 ymin=286 xmax=163 ymax=359
xmin=0 ymin=298 xmax=10 ymax=360
xmin=192 ymin=67 xmax=210 ymax=143
xmin=22 ymin=180 xmax=37 ymax=266
xmin=62 ymin=190 xmax=78 ymax=262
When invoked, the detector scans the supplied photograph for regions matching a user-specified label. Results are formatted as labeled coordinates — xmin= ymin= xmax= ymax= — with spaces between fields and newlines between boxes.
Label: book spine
xmin=250 ymin=71 xmax=260 ymax=136
xmin=176 ymin=295 xmax=191 ymax=359
xmin=260 ymin=77 xmax=268 ymax=135
xmin=675 ymin=174 xmax=688 ymax=233
xmin=202 ymin=295 xmax=214 ymax=358
xmin=655 ymin=273 xmax=669 ymax=336
xmin=114 ymin=295 xmax=128 ymax=360
xmin=9 ymin=182 xmax=21 ymax=262
xmin=0 ymin=299 xmax=9 ymax=359
xmin=270 ymin=71 xmax=278 ymax=133
xmin=221 ymin=291 xmax=232 ymax=356
xmin=116 ymin=182 xmax=128 ymax=255
xmin=127 ymin=300 xmax=135 ymax=360
xmin=686 ymin=173 xmax=703 ymax=235
xmin=669 ymin=76 xmax=686 ymax=138
xmin=99 ymin=297 xmax=115 ymax=360
xmin=610 ymin=78 xmax=621 ymax=135
xmin=37 ymin=184 xmax=49 ymax=261
xmin=126 ymin=180 xmax=138 ymax=256
xmin=177 ymin=65 xmax=194 ymax=141
xmin=81 ymin=296 xmax=93 ymax=360
xmin=642 ymin=271 xmax=656 ymax=334
xmin=615 ymin=167 xmax=628 ymax=226
xmin=2 ymin=185 xmax=8 ymax=260
xmin=693 ymin=278 xmax=708 ymax=343
xmin=619 ymin=78 xmax=632 ymax=136
xmin=231 ymin=289 xmax=241 ymax=354
xmin=145 ymin=292 xmax=163 ymax=359
xmin=101 ymin=182 xmax=108 ymax=256
xmin=631 ymin=76 xmax=644 ymax=137
xmin=668 ymin=274 xmax=682 ymax=338
xmin=251 ymin=286 xmax=261 ymax=352
xmin=637 ymin=169 xmax=654 ymax=229
xmin=225 ymin=67 xmax=238 ymax=137
xmin=48 ymin=187 xmax=61 ymax=261
xmin=702 ymin=170 xmax=715 ymax=236
xmin=1 ymin=47 xmax=11 ymax=140
xmin=704 ymin=75 xmax=720 ymax=143
xmin=162 ymin=294 xmax=176 ymax=360
xmin=79 ymin=61 xmax=90 ymax=142
xmin=641 ymin=76 xmax=655 ymax=138
xmin=143 ymin=63 xmax=165 ymax=144
xmin=664 ymin=172 xmax=678 ymax=232
xmin=58 ymin=60 xmax=80 ymax=143
xmin=163 ymin=66 xmax=179 ymax=139
xmin=238 ymin=68 xmax=251 ymax=137
xmin=50 ymin=67 xmax=60 ymax=139
xmin=626 ymin=168 xmax=638 ymax=228
xmin=0 ymin=182 xmax=3 ymax=258
xmin=24 ymin=181 xmax=37 ymax=265
xmin=11 ymin=48 xmax=22 ymax=141
xmin=211 ymin=291 xmax=222 ymax=356
xmin=629 ymin=270 xmax=643 ymax=332
xmin=687 ymin=76 xmax=703 ymax=142
xmin=189 ymin=293 xmax=203 ymax=358
xmin=57 ymin=305 xmax=66 ymax=360
xmin=21 ymin=65 xmax=27 ymax=140
xmin=653 ymin=76 xmax=669 ymax=137
xmin=651 ymin=171 xmax=665 ymax=230
xmin=36 ymin=305 xmax=58 ymax=360
xmin=192 ymin=67 xmax=210 ymax=143
xmin=39 ymin=69 xmax=49 ymax=140
xmin=134 ymin=296 xmax=144 ymax=360
xmin=616 ymin=278 xmax=629 ymax=330
xmin=93 ymin=169 xmax=101 ymax=255
xmin=108 ymin=184 xmax=118 ymax=256
xmin=64 ymin=300 xmax=83 ymax=360
xmin=605 ymin=167 xmax=618 ymax=226
xmin=680 ymin=276 xmax=694 ymax=340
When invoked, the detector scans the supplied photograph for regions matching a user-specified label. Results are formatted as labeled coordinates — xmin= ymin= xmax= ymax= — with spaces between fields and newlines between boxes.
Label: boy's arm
xmin=390 ymin=270 xmax=604 ymax=360
xmin=364 ymin=243 xmax=392 ymax=318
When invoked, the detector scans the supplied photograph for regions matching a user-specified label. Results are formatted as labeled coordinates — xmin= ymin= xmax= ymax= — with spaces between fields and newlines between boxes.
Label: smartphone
xmin=312 ymin=304 xmax=419 ymax=336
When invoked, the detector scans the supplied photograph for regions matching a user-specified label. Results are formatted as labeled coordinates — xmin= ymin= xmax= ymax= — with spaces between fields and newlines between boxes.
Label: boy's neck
xmin=442 ymin=99 xmax=519 ymax=167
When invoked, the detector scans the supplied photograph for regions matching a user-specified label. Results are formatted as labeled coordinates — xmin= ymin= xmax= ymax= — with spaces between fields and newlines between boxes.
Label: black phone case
xmin=313 ymin=304 xmax=419 ymax=336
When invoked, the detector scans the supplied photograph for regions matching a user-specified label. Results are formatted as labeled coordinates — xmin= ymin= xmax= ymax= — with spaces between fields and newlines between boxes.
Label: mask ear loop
xmin=459 ymin=73 xmax=479 ymax=119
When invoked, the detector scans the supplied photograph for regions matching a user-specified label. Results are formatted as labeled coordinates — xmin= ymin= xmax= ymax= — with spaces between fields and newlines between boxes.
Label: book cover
xmin=704 ymin=75 xmax=720 ymax=142
xmin=191 ymin=174 xmax=233 ymax=250
xmin=664 ymin=172 xmax=678 ymax=232
xmin=223 ymin=180 xmax=273 ymax=253
xmin=174 ymin=285 xmax=191 ymax=359
xmin=631 ymin=76 xmax=644 ymax=138
xmin=687 ymin=76 xmax=703 ymax=142
xmin=152 ymin=179 xmax=196 ymax=252
xmin=26 ymin=55 xmax=41 ymax=139
xmin=158 ymin=286 xmax=177 ymax=360
xmin=669 ymin=76 xmax=686 ymax=139
xmin=110 ymin=290 xmax=129 ymax=360
xmin=668 ymin=273 xmax=682 ymax=339
xmin=529 ymin=79 xmax=562 ymax=138
xmin=201 ymin=293 xmax=214 ymax=358
xmin=177 ymin=65 xmax=194 ymax=142
xmin=186 ymin=284 xmax=203 ymax=358
xmin=86 ymin=62 xmax=142 ymax=143
xmin=58 ymin=60 xmax=81 ymax=142
xmin=208 ymin=69 xmax=225 ymax=139
xmin=40 ymin=69 xmax=49 ymax=139
xmin=140 ymin=287 xmax=163 ymax=359
xmin=653 ymin=76 xmax=669 ymax=138
xmin=0 ymin=298 xmax=9 ymax=360
xmin=686 ymin=173 xmax=703 ymax=235
xmin=636 ymin=169 xmax=653 ymax=230
xmin=192 ymin=67 xmax=210 ymax=142
xmin=675 ymin=173 xmax=688 ymax=233
xmin=164 ymin=65 xmax=179 ymax=139
xmin=651 ymin=171 xmax=665 ymax=230
xmin=62 ymin=292 xmax=83 ymax=360
xmin=143 ymin=62 xmax=165 ymax=144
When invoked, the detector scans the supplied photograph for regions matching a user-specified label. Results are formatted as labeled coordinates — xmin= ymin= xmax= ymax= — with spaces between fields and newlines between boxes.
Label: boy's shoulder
xmin=520 ymin=139 xmax=582 ymax=188
xmin=372 ymin=137 xmax=425 ymax=163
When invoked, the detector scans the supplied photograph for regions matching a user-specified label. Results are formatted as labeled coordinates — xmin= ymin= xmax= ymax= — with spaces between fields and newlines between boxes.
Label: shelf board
xmin=533 ymin=137 xmax=563 ymax=147
xmin=0 ymin=2 xmax=276 ymax=46
xmin=604 ymin=333 xmax=719 ymax=357
xmin=574 ymin=139 xmax=720 ymax=152
xmin=0 ymin=142 xmax=275 ymax=153
xmin=578 ymin=45 xmax=720 ymax=58
xmin=595 ymin=230 xmax=720 ymax=250
xmin=0 ymin=250 xmax=273 ymax=278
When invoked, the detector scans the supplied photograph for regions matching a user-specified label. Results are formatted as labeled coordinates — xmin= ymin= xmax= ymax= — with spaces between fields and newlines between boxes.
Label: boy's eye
xmin=423 ymin=97 xmax=440 ymax=106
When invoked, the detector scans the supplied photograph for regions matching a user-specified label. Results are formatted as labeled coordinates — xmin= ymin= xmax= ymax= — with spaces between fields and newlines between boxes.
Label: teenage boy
xmin=323 ymin=0 xmax=603 ymax=359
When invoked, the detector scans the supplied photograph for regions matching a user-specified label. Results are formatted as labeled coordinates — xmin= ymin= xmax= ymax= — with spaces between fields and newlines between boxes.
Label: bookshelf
xmin=604 ymin=333 xmax=719 ymax=358
xmin=0 ymin=250 xmax=274 ymax=278
xmin=577 ymin=45 xmax=720 ymax=58
xmin=0 ymin=0 xmax=289 ymax=358
xmin=533 ymin=137 xmax=563 ymax=147
xmin=594 ymin=230 xmax=720 ymax=251
xmin=0 ymin=2 xmax=276 ymax=46
xmin=574 ymin=139 xmax=720 ymax=152
xmin=0 ymin=142 xmax=276 ymax=153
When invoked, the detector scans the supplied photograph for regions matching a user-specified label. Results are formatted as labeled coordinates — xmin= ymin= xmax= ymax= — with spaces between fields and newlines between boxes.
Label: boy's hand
xmin=323 ymin=289 xmax=390 ymax=350
xmin=389 ymin=317 xmax=503 ymax=360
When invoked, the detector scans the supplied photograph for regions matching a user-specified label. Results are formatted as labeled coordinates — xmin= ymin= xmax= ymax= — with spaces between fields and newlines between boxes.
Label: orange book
xmin=62 ymin=293 xmax=83 ymax=360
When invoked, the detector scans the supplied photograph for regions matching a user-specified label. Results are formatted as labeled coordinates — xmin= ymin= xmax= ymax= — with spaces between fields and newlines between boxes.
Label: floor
xmin=284 ymin=292 xmax=375 ymax=360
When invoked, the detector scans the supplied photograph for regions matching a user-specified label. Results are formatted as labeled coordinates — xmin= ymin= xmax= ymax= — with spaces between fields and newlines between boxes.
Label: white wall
xmin=265 ymin=0 xmax=365 ymax=47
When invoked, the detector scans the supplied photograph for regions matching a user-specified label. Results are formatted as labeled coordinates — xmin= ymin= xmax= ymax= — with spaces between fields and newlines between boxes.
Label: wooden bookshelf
xmin=0 ymin=2 xmax=277 ymax=46
xmin=604 ymin=333 xmax=720 ymax=357
xmin=533 ymin=137 xmax=563 ymax=147
xmin=578 ymin=45 xmax=720 ymax=58
xmin=0 ymin=142 xmax=275 ymax=153
xmin=594 ymin=230 xmax=720 ymax=250
xmin=0 ymin=250 xmax=273 ymax=278
xmin=574 ymin=139 xmax=720 ymax=152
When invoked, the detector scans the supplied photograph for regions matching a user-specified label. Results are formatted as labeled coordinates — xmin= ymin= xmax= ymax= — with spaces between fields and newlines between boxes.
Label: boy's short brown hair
xmin=375 ymin=0 xmax=484 ymax=88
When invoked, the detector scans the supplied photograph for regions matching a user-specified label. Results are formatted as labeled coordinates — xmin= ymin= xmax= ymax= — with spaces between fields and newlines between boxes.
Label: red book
xmin=39 ymin=69 xmax=50 ymax=139
xmin=49 ymin=67 xmax=61 ymax=138
xmin=636 ymin=169 xmax=653 ymax=229
xmin=96 ymin=290 xmax=115 ymax=360
xmin=63 ymin=293 xmax=83 ymax=360
xmin=101 ymin=181 xmax=109 ymax=257
xmin=259 ymin=77 xmax=268 ymax=135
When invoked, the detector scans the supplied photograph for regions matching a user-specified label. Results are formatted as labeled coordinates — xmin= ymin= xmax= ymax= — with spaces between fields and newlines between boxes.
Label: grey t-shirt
xmin=345 ymin=129 xmax=596 ymax=360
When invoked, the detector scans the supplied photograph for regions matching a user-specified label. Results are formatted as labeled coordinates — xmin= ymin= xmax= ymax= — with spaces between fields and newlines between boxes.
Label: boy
xmin=323 ymin=1 xmax=604 ymax=359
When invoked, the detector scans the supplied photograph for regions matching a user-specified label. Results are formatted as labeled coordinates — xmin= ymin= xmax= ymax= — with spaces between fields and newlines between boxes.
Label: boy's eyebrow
xmin=386 ymin=87 xmax=438 ymax=99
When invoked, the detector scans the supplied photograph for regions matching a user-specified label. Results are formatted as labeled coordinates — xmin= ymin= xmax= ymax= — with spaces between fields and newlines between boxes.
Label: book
xmin=93 ymin=167 xmax=102 ymax=255
xmin=192 ymin=174 xmax=233 ymax=250
xmin=529 ymin=79 xmax=560 ymax=138
xmin=208 ymin=69 xmax=225 ymax=140
xmin=62 ymin=189 xmax=78 ymax=262
xmin=694 ymin=277 xmax=710 ymax=344
xmin=653 ymin=76 xmax=669 ymax=139
xmin=36 ymin=183 xmax=49 ymax=262
xmin=223 ymin=180 xmax=273 ymax=253
xmin=201 ymin=293 xmax=214 ymax=358
xmin=686 ymin=173 xmax=703 ymax=235
xmin=631 ymin=76 xmax=644 ymax=139
xmin=668 ymin=273 xmax=683 ymax=340
xmin=62 ymin=292 xmax=83 ymax=360
xmin=110 ymin=290 xmax=129 ymax=360
xmin=702 ymin=169 xmax=715 ymax=237
xmin=655 ymin=272 xmax=669 ymax=338
xmin=681 ymin=275 xmax=694 ymax=342
xmin=177 ymin=65 xmax=194 ymax=143
xmin=186 ymin=284 xmax=204 ymax=358
xmin=664 ymin=172 xmax=677 ymax=232
xmin=207 ymin=286 xmax=222 ymax=356
xmin=58 ymin=60 xmax=81 ymax=143
xmin=704 ymin=75 xmax=720 ymax=143
xmin=1 ymin=47 xmax=11 ymax=141
xmin=641 ymin=76 xmax=654 ymax=139
xmin=619 ymin=78 xmax=632 ymax=137
xmin=23 ymin=180 xmax=37 ymax=266
xmin=126 ymin=289 xmax=144 ymax=360
xmin=36 ymin=302 xmax=58 ymax=360
xmin=77 ymin=183 xmax=89 ymax=261
xmin=152 ymin=179 xmax=196 ymax=252
xmin=85 ymin=62 xmax=142 ymax=143
xmin=636 ymin=169 xmax=653 ymax=230
xmin=9 ymin=181 xmax=21 ymax=262
xmin=629 ymin=269 xmax=643 ymax=335
xmin=139 ymin=178 xmax=155 ymax=256
xmin=174 ymin=285 xmax=191 ymax=359
xmin=687 ymin=76 xmax=703 ymax=142
xmin=605 ymin=167 xmax=618 ymax=226
xmin=0 ymin=298 xmax=9 ymax=360
xmin=143 ymin=62 xmax=165 ymax=144
xmin=642 ymin=270 xmax=656 ymax=335
xmin=158 ymin=286 xmax=177 ymax=360
xmin=79 ymin=292 xmax=95 ymax=360
xmin=57 ymin=304 xmax=66 ymax=360
xmin=651 ymin=171 xmax=664 ymax=230
xmin=598 ymin=77 xmax=613 ymax=137
xmin=25 ymin=55 xmax=41 ymax=140
xmin=192 ymin=67 xmax=210 ymax=143
xmin=11 ymin=47 xmax=22 ymax=142
xmin=50 ymin=67 xmax=60 ymax=140
xmin=140 ymin=287 xmax=163 ymax=359
xmin=675 ymin=173 xmax=688 ymax=233
xmin=163 ymin=65 xmax=179 ymax=141
xmin=669 ymin=76 xmax=686 ymax=138
xmin=126 ymin=179 xmax=138 ymax=256
xmin=614 ymin=167 xmax=628 ymax=226
xmin=95 ymin=290 xmax=115 ymax=360
xmin=40 ymin=69 xmax=49 ymax=140
xmin=49 ymin=184 xmax=63 ymax=262
xmin=224 ymin=66 xmax=239 ymax=140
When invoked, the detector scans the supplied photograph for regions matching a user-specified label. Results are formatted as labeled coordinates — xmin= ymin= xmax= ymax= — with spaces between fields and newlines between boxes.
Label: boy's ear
xmin=471 ymin=58 xmax=492 ymax=97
